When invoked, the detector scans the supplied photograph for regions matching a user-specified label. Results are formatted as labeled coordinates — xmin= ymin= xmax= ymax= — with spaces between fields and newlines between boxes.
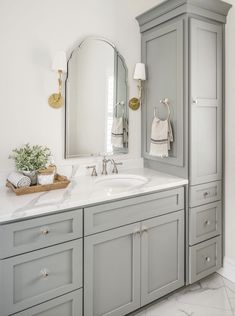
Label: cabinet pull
xmin=141 ymin=226 xmax=148 ymax=234
xmin=133 ymin=228 xmax=141 ymax=235
xmin=205 ymin=256 xmax=211 ymax=263
xmin=204 ymin=220 xmax=211 ymax=226
xmin=40 ymin=269 xmax=49 ymax=279
xmin=193 ymin=99 xmax=198 ymax=105
xmin=40 ymin=227 xmax=50 ymax=235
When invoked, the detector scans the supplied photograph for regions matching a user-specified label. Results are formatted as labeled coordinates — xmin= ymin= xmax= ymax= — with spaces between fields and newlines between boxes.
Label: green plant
xmin=9 ymin=144 xmax=51 ymax=172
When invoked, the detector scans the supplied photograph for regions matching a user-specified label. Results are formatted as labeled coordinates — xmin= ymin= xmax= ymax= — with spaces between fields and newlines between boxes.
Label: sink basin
xmin=94 ymin=174 xmax=148 ymax=195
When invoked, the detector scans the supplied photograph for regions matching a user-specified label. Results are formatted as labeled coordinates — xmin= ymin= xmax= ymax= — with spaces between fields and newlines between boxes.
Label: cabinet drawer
xmin=189 ymin=202 xmax=222 ymax=245
xmin=13 ymin=290 xmax=82 ymax=316
xmin=189 ymin=181 xmax=221 ymax=207
xmin=0 ymin=209 xmax=82 ymax=259
xmin=0 ymin=240 xmax=82 ymax=315
xmin=189 ymin=236 xmax=222 ymax=283
xmin=84 ymin=187 xmax=184 ymax=235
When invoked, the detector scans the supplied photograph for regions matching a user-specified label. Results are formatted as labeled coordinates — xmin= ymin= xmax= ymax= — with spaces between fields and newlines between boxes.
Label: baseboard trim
xmin=218 ymin=257 xmax=235 ymax=283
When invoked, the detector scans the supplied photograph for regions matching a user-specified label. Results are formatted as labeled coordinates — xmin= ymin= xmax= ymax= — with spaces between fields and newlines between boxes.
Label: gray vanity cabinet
xmin=190 ymin=19 xmax=223 ymax=186
xmin=84 ymin=209 xmax=185 ymax=316
xmin=84 ymin=223 xmax=141 ymax=316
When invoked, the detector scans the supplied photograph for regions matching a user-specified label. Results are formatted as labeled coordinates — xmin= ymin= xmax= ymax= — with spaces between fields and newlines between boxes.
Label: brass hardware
xmin=87 ymin=165 xmax=98 ymax=177
xmin=48 ymin=70 xmax=64 ymax=109
xmin=40 ymin=269 xmax=49 ymax=278
xmin=129 ymin=97 xmax=140 ymax=111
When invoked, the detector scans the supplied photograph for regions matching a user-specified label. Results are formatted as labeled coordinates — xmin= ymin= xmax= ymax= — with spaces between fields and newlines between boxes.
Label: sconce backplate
xmin=129 ymin=97 xmax=140 ymax=111
xmin=48 ymin=93 xmax=64 ymax=109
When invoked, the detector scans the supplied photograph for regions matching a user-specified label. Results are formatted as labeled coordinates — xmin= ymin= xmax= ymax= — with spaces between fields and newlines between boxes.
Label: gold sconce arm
xmin=48 ymin=70 xmax=64 ymax=109
xmin=129 ymin=80 xmax=143 ymax=111
xmin=129 ymin=63 xmax=146 ymax=111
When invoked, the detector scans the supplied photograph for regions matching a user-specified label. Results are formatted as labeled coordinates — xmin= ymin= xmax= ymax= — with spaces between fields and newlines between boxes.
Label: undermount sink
xmin=94 ymin=174 xmax=148 ymax=194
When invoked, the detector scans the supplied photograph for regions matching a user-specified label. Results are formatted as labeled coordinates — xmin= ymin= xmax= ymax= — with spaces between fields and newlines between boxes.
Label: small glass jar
xmin=37 ymin=165 xmax=56 ymax=185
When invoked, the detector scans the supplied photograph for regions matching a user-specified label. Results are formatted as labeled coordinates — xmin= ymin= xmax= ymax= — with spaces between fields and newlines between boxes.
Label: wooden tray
xmin=6 ymin=174 xmax=70 ymax=196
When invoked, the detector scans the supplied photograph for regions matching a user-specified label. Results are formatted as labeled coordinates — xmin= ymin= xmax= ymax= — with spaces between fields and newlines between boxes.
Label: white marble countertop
xmin=0 ymin=168 xmax=188 ymax=224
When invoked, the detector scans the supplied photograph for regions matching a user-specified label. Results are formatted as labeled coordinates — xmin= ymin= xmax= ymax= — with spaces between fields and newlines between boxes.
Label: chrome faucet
xmin=101 ymin=156 xmax=111 ymax=175
xmin=111 ymin=159 xmax=123 ymax=174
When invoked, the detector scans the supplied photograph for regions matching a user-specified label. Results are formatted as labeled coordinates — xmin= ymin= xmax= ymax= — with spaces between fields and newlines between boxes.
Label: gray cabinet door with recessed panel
xmin=84 ymin=223 xmax=141 ymax=316
xmin=141 ymin=210 xmax=184 ymax=306
xmin=142 ymin=18 xmax=184 ymax=168
xmin=190 ymin=19 xmax=223 ymax=185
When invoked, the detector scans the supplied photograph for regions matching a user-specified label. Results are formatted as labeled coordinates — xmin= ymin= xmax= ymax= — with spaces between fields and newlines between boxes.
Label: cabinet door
xmin=141 ymin=210 xmax=184 ymax=306
xmin=190 ymin=19 xmax=223 ymax=185
xmin=142 ymin=19 xmax=184 ymax=167
xmin=84 ymin=223 xmax=141 ymax=316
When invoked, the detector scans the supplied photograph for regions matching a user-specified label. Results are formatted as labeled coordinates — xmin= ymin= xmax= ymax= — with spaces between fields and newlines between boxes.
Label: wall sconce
xmin=129 ymin=63 xmax=146 ymax=111
xmin=48 ymin=51 xmax=67 ymax=109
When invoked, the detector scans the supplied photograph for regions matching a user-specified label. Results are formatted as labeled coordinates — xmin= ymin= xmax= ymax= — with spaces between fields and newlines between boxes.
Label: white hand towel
xmin=7 ymin=172 xmax=31 ymax=188
xmin=111 ymin=117 xmax=124 ymax=148
xmin=168 ymin=120 xmax=174 ymax=150
xmin=149 ymin=117 xmax=173 ymax=158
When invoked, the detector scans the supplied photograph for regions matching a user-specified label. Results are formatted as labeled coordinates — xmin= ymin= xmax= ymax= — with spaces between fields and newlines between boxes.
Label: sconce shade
xmin=52 ymin=51 xmax=67 ymax=73
xmin=133 ymin=63 xmax=146 ymax=81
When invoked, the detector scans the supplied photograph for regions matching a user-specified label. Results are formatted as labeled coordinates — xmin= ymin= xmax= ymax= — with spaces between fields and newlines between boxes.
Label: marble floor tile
xmin=135 ymin=273 xmax=235 ymax=316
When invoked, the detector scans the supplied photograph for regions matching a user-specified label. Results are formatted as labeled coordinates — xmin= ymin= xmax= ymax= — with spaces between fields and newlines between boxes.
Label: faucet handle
xmin=87 ymin=165 xmax=97 ymax=177
xmin=111 ymin=160 xmax=123 ymax=174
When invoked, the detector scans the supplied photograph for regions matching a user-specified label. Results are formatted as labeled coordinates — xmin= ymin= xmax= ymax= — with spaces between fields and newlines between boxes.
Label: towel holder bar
xmin=154 ymin=98 xmax=171 ymax=120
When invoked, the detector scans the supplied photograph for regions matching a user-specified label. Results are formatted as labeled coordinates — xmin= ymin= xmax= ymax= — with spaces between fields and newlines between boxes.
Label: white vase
xmin=22 ymin=171 xmax=37 ymax=185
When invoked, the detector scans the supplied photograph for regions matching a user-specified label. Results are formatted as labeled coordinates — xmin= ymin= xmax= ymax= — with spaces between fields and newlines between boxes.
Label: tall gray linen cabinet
xmin=136 ymin=0 xmax=231 ymax=284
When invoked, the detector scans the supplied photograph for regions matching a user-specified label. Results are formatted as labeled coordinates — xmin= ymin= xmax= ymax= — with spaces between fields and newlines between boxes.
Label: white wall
xmin=0 ymin=0 xmax=161 ymax=172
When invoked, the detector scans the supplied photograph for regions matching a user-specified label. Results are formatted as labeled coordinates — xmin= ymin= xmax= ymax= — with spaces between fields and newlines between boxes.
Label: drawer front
xmin=0 ymin=240 xmax=82 ymax=315
xmin=84 ymin=187 xmax=184 ymax=235
xmin=0 ymin=209 xmax=82 ymax=259
xmin=13 ymin=290 xmax=82 ymax=316
xmin=189 ymin=236 xmax=222 ymax=283
xmin=189 ymin=181 xmax=221 ymax=207
xmin=189 ymin=202 xmax=222 ymax=245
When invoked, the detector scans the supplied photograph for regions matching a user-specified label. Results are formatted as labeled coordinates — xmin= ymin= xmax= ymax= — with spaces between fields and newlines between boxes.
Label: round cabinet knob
xmin=205 ymin=257 xmax=211 ymax=263
xmin=205 ymin=220 xmax=211 ymax=226
xmin=204 ymin=192 xmax=209 ymax=198
xmin=40 ymin=269 xmax=49 ymax=279
xmin=40 ymin=227 xmax=50 ymax=236
xmin=193 ymin=99 xmax=198 ymax=105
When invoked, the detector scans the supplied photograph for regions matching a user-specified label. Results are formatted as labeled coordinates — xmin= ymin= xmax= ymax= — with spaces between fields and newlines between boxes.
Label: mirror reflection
xmin=65 ymin=37 xmax=128 ymax=158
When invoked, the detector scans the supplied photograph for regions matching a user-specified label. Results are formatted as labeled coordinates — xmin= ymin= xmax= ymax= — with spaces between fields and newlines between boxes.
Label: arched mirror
xmin=65 ymin=37 xmax=128 ymax=158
